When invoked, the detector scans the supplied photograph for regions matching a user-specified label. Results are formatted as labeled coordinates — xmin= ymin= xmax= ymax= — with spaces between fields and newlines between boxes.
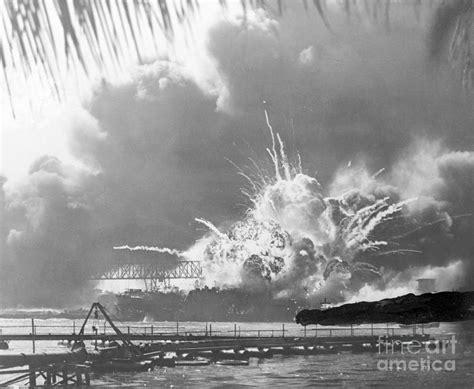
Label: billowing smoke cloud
xmin=0 ymin=157 xmax=100 ymax=306
xmin=1 ymin=3 xmax=473 ymax=307
xmin=189 ymin=135 xmax=474 ymax=305
xmin=387 ymin=143 xmax=474 ymax=284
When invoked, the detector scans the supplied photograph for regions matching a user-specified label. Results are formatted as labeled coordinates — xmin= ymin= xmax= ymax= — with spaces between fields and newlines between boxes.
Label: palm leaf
xmin=429 ymin=0 xmax=473 ymax=90
xmin=0 ymin=0 xmax=472 ymax=118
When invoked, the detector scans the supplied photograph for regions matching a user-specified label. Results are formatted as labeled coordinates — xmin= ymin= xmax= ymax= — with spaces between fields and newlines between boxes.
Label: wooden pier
xmin=0 ymin=331 xmax=429 ymax=342
xmin=0 ymin=302 xmax=437 ymax=386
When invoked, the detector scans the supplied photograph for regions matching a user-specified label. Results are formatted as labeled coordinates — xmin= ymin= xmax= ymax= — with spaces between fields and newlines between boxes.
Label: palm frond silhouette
xmin=1 ymin=0 xmax=472 ymax=117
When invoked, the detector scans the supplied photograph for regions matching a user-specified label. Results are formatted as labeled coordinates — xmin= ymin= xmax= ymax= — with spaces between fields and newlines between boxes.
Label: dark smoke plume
xmin=1 ymin=4 xmax=473 ymax=307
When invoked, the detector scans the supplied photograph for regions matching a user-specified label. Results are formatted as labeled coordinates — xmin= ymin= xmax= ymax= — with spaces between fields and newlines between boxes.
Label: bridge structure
xmin=91 ymin=261 xmax=203 ymax=290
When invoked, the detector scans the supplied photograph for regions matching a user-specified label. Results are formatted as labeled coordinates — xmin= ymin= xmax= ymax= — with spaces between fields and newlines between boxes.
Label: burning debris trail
xmin=113 ymin=245 xmax=183 ymax=256
xmin=195 ymin=218 xmax=229 ymax=240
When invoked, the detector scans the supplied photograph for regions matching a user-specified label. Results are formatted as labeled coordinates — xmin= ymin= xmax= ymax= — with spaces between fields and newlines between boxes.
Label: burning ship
xmin=114 ymin=287 xmax=300 ymax=322
xmin=99 ymin=252 xmax=306 ymax=322
xmin=108 ymin=118 xmax=468 ymax=323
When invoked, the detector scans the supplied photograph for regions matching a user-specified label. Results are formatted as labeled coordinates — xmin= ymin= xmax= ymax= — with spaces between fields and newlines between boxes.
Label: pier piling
xmin=31 ymin=318 xmax=35 ymax=354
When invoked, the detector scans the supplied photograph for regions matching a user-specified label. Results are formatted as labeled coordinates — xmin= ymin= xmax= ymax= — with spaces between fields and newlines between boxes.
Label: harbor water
xmin=1 ymin=319 xmax=473 ymax=387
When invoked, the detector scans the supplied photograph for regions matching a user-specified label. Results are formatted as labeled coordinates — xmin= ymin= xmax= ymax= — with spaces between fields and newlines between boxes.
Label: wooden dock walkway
xmin=0 ymin=318 xmax=431 ymax=343
xmin=0 ymin=329 xmax=432 ymax=353
xmin=0 ymin=303 xmax=439 ymax=387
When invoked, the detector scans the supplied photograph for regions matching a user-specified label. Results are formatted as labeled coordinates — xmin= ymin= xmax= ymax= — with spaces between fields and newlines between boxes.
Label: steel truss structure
xmin=91 ymin=261 xmax=203 ymax=290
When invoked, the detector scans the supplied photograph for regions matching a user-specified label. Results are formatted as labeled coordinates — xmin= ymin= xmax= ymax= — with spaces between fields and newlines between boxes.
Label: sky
xmin=0 ymin=0 xmax=224 ymax=181
xmin=1 ymin=1 xmax=473 ymax=308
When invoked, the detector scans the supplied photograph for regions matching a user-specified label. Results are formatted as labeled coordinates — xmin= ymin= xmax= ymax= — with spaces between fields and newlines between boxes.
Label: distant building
xmin=416 ymin=278 xmax=436 ymax=293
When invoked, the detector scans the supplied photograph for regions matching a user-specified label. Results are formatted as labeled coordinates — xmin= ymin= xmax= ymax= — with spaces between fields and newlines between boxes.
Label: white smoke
xmin=114 ymin=245 xmax=183 ymax=256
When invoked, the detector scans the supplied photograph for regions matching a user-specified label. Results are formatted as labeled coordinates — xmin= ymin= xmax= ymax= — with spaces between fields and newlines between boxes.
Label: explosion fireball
xmin=116 ymin=110 xmax=426 ymax=304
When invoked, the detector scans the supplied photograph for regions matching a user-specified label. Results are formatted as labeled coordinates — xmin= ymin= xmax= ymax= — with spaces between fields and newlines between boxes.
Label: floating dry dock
xmin=0 ymin=302 xmax=437 ymax=386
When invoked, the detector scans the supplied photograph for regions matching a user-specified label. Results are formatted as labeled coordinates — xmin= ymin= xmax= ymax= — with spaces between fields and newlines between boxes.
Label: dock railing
xmin=0 ymin=320 xmax=424 ymax=341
